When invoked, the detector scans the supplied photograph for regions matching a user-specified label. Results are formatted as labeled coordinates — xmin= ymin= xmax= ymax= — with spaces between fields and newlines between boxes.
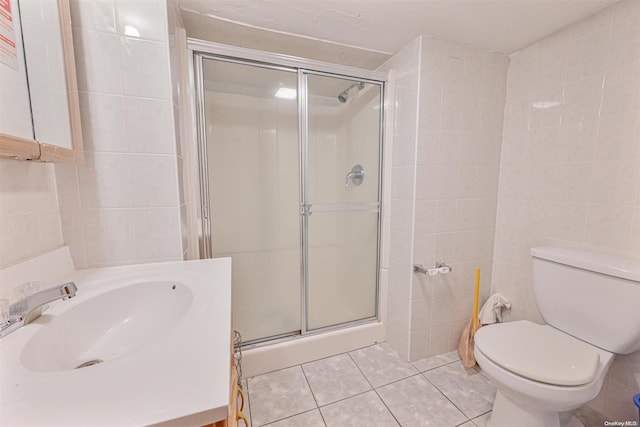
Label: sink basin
xmin=1 ymin=252 xmax=232 ymax=427
xmin=21 ymin=281 xmax=193 ymax=372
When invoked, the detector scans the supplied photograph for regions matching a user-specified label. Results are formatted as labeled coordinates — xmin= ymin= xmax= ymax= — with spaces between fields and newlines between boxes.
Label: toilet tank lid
xmin=531 ymin=247 xmax=640 ymax=283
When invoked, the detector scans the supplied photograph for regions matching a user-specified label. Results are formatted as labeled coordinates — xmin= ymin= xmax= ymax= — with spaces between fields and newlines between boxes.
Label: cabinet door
xmin=0 ymin=0 xmax=39 ymax=159
xmin=22 ymin=0 xmax=83 ymax=162
xmin=0 ymin=0 xmax=83 ymax=163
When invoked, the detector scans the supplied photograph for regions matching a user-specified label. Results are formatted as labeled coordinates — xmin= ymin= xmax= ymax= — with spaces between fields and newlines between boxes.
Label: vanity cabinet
xmin=0 ymin=0 xmax=83 ymax=163
xmin=205 ymin=330 xmax=248 ymax=427
xmin=218 ymin=360 xmax=240 ymax=427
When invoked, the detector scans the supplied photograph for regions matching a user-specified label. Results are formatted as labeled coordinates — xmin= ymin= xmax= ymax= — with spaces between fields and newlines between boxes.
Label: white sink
xmin=0 ymin=250 xmax=232 ymax=427
xmin=22 ymin=281 xmax=193 ymax=372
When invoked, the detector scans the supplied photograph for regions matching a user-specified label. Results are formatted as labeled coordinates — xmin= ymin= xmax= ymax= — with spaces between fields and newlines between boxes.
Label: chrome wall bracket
xmin=414 ymin=262 xmax=453 ymax=276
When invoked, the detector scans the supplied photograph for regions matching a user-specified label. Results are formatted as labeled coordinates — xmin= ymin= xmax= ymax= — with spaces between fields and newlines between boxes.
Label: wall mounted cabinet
xmin=0 ymin=0 xmax=83 ymax=163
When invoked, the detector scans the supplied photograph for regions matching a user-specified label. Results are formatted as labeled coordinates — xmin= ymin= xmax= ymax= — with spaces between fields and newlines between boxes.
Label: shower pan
xmin=191 ymin=42 xmax=385 ymax=346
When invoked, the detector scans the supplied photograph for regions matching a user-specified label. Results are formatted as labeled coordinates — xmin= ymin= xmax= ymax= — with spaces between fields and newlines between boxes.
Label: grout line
xmin=247 ymin=361 xmax=306 ymax=379
xmin=300 ymin=352 xmax=375 ymax=412
xmin=300 ymin=364 xmax=322 ymax=410
xmin=346 ymin=349 xmax=380 ymax=389
xmin=412 ymin=357 xmax=461 ymax=374
xmin=420 ymin=362 xmax=495 ymax=423
xmin=251 ymin=344 xmax=488 ymax=427
xmin=347 ymin=351 xmax=403 ymax=426
xmin=421 ymin=371 xmax=472 ymax=423
xmin=307 ymin=342 xmax=378 ymax=366
xmin=345 ymin=349 xmax=380 ymax=379
xmin=245 ymin=342 xmax=379 ymax=383
xmin=258 ymin=408 xmax=321 ymax=427
xmin=472 ymin=409 xmax=492 ymax=424
xmin=243 ymin=379 xmax=253 ymax=427
xmin=316 ymin=406 xmax=328 ymax=427
xmin=316 ymin=388 xmax=371 ymax=409
xmin=371 ymin=387 xmax=403 ymax=427
xmin=374 ymin=371 xmax=424 ymax=389
xmin=243 ymin=365 xmax=316 ymax=427
xmin=264 ymin=365 xmax=478 ymax=427
xmin=273 ymin=362 xmax=329 ymax=426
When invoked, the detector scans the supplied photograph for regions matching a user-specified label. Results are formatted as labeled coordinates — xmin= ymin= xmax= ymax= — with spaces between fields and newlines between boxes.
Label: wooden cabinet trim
xmin=39 ymin=142 xmax=78 ymax=163
xmin=209 ymin=324 xmax=242 ymax=427
xmin=57 ymin=0 xmax=84 ymax=163
xmin=0 ymin=134 xmax=40 ymax=160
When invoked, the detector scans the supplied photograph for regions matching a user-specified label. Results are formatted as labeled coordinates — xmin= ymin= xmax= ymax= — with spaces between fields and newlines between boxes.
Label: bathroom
xmin=0 ymin=0 xmax=639 ymax=426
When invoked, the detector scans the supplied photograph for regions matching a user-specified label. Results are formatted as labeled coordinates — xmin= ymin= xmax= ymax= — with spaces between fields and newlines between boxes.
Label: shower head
xmin=337 ymin=82 xmax=365 ymax=103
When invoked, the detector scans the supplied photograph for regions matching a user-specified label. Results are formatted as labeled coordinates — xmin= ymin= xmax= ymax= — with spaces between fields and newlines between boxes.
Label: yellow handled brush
xmin=458 ymin=268 xmax=481 ymax=368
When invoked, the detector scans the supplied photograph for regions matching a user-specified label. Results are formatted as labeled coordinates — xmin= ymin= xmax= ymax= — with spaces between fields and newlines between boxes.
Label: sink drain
xmin=75 ymin=359 xmax=104 ymax=369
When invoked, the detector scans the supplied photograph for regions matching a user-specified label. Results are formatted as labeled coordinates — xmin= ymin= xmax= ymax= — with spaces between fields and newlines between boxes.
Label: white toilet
xmin=474 ymin=247 xmax=640 ymax=427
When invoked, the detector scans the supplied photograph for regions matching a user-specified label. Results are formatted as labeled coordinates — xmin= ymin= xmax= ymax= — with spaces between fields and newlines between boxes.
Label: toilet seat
xmin=474 ymin=320 xmax=600 ymax=386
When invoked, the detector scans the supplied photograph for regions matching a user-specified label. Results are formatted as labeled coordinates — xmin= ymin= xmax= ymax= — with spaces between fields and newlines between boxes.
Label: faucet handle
xmin=14 ymin=282 xmax=40 ymax=315
xmin=16 ymin=282 xmax=40 ymax=299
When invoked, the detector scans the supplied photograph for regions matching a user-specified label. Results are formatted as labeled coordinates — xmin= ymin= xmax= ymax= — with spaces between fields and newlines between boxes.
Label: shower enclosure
xmin=192 ymin=42 xmax=385 ymax=346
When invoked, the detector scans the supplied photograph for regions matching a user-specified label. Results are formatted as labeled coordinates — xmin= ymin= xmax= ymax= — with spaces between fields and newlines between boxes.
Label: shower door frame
xmin=189 ymin=39 xmax=387 ymax=346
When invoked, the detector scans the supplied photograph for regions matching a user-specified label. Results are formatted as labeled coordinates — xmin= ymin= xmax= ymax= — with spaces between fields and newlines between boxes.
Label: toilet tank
xmin=531 ymin=247 xmax=640 ymax=354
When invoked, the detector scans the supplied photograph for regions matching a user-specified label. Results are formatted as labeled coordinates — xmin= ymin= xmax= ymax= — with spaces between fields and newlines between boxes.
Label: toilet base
xmin=486 ymin=390 xmax=585 ymax=427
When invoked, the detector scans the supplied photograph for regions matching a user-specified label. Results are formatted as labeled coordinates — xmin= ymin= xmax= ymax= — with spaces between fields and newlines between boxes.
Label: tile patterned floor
xmin=240 ymin=343 xmax=608 ymax=427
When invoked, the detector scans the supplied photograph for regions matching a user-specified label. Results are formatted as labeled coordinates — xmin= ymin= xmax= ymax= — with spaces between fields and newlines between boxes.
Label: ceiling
xmin=180 ymin=10 xmax=392 ymax=70
xmin=178 ymin=0 xmax=619 ymax=55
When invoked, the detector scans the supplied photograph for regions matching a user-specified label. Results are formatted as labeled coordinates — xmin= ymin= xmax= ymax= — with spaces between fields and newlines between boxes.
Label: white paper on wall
xmin=0 ymin=0 xmax=18 ymax=70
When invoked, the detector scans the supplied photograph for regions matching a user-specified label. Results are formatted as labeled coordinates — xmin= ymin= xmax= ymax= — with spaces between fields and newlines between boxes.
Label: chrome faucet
xmin=0 ymin=282 xmax=77 ymax=339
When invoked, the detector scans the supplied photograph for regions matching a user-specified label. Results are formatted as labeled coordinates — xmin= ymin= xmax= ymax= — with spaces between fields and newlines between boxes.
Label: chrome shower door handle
xmin=345 ymin=164 xmax=364 ymax=187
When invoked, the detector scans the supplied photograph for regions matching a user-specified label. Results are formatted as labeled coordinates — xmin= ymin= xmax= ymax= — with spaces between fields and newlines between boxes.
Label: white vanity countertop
xmin=0 ymin=251 xmax=232 ymax=426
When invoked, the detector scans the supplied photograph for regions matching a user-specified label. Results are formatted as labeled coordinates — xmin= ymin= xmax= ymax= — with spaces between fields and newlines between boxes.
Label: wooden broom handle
xmin=473 ymin=268 xmax=480 ymax=323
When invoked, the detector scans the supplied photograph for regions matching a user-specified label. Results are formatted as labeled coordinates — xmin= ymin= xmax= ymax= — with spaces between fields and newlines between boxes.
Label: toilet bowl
xmin=474 ymin=321 xmax=614 ymax=427
xmin=473 ymin=247 xmax=640 ymax=427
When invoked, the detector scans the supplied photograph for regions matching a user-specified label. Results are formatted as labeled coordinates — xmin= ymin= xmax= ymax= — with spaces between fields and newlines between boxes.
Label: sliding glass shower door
xmin=201 ymin=59 xmax=301 ymax=342
xmin=303 ymin=72 xmax=381 ymax=331
xmin=196 ymin=54 xmax=383 ymax=345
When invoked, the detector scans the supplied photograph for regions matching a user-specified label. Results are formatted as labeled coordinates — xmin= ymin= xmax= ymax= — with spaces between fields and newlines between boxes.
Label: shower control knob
xmin=345 ymin=164 xmax=364 ymax=187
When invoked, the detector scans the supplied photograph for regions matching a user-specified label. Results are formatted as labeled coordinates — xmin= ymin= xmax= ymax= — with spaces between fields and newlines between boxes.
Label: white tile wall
xmin=115 ymin=0 xmax=167 ymax=42
xmin=383 ymin=35 xmax=508 ymax=362
xmin=56 ymin=0 xmax=182 ymax=268
xmin=379 ymin=36 xmax=422 ymax=361
xmin=386 ymin=36 xmax=508 ymax=360
xmin=494 ymin=0 xmax=640 ymax=420
xmin=0 ymin=160 xmax=63 ymax=269
xmin=167 ymin=0 xmax=199 ymax=260
xmin=119 ymin=37 xmax=171 ymax=99
xmin=411 ymin=37 xmax=508 ymax=361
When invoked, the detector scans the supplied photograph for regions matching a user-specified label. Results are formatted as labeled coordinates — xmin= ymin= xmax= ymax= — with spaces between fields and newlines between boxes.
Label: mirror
xmin=0 ymin=0 xmax=38 ymax=158
xmin=0 ymin=0 xmax=83 ymax=162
